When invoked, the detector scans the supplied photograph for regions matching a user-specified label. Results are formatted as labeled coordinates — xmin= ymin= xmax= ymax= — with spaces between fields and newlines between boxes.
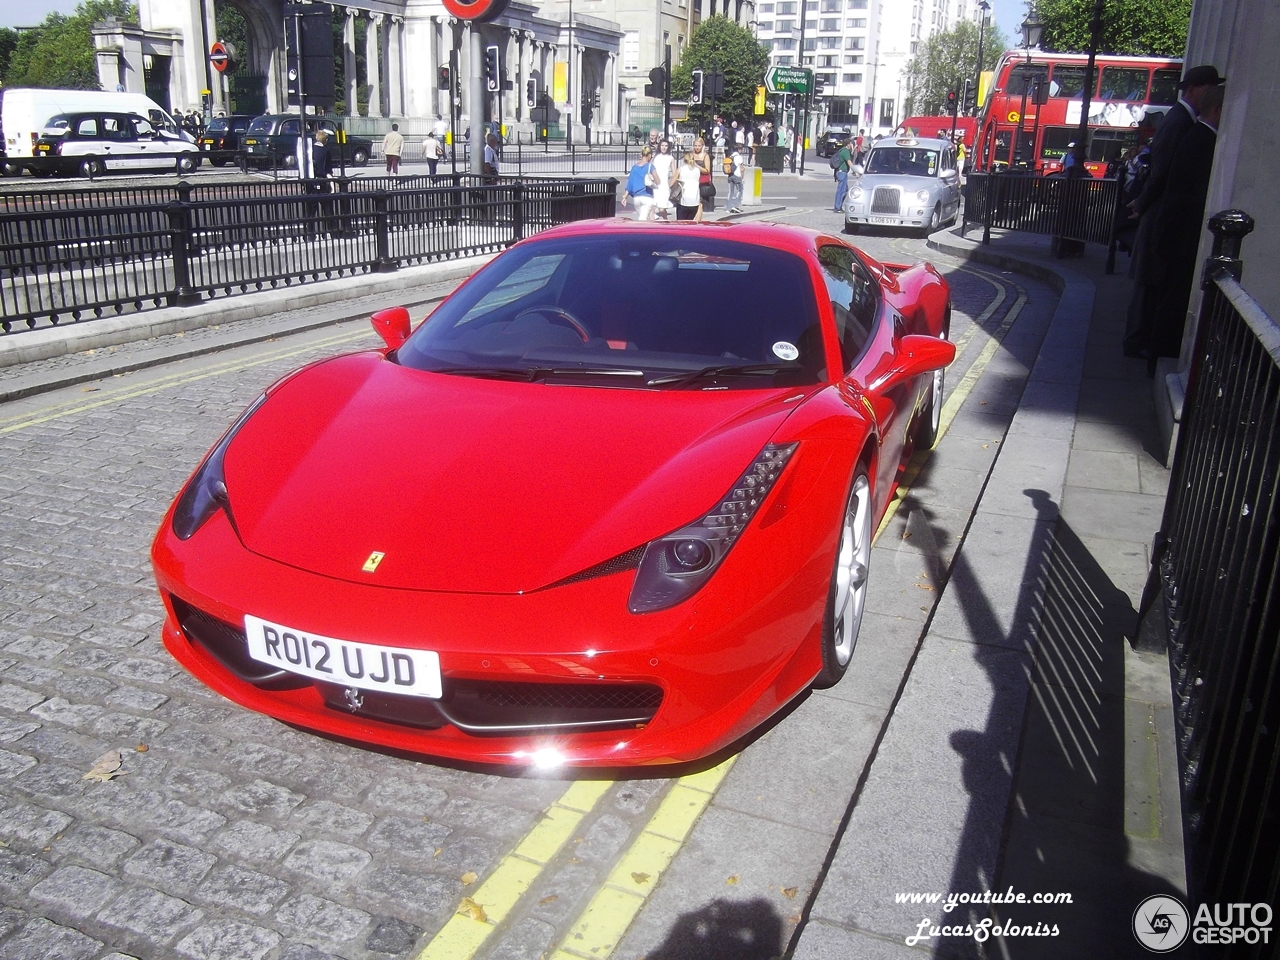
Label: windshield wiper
xmin=428 ymin=366 xmax=645 ymax=382
xmin=647 ymin=363 xmax=796 ymax=388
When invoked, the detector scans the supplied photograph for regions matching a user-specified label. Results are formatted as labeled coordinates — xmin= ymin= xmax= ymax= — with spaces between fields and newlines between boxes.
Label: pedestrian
xmin=424 ymin=130 xmax=442 ymax=177
xmin=648 ymin=128 xmax=661 ymax=156
xmin=649 ymin=139 xmax=677 ymax=220
xmin=308 ymin=129 xmax=336 ymax=235
xmin=675 ymin=150 xmax=703 ymax=221
xmin=692 ymin=136 xmax=715 ymax=213
xmin=432 ymin=115 xmax=447 ymax=138
xmin=1148 ymin=83 xmax=1223 ymax=374
xmin=956 ymin=139 xmax=966 ymax=177
xmin=383 ymin=122 xmax=404 ymax=175
xmin=310 ymin=128 xmax=334 ymax=180
xmin=725 ymin=142 xmax=745 ymax=213
xmin=622 ymin=146 xmax=656 ymax=221
xmin=712 ymin=115 xmax=725 ymax=151
xmin=1121 ymin=64 xmax=1225 ymax=359
xmin=483 ymin=133 xmax=500 ymax=183
xmin=832 ymin=137 xmax=854 ymax=212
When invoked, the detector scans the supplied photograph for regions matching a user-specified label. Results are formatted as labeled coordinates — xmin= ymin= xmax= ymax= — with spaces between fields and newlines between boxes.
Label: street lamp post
xmin=973 ymin=0 xmax=989 ymax=118
xmin=566 ymin=0 xmax=573 ymax=149
xmin=1012 ymin=15 xmax=1042 ymax=170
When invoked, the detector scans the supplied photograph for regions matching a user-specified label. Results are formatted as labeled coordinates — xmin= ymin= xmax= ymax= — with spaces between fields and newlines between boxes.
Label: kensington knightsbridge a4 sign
xmin=765 ymin=66 xmax=811 ymax=94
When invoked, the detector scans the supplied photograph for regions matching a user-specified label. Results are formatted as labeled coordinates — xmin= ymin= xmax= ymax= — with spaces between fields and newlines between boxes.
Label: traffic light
xmin=593 ymin=91 xmax=601 ymax=109
xmin=484 ymin=45 xmax=500 ymax=93
xmin=438 ymin=66 xmax=450 ymax=90
xmin=814 ymin=75 xmax=826 ymax=97
xmin=691 ymin=69 xmax=704 ymax=104
xmin=644 ymin=66 xmax=666 ymax=99
xmin=526 ymin=78 xmax=536 ymax=106
xmin=946 ymin=88 xmax=957 ymax=114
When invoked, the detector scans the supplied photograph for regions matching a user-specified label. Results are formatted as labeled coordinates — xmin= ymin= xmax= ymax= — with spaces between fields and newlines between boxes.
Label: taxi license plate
xmin=244 ymin=138 xmax=257 ymax=145
xmin=870 ymin=216 xmax=898 ymax=224
xmin=244 ymin=615 xmax=442 ymax=698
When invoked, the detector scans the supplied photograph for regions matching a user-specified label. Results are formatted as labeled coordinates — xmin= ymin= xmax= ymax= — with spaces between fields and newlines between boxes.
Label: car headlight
xmin=628 ymin=443 xmax=798 ymax=613
xmin=916 ymin=189 xmax=930 ymax=202
xmin=171 ymin=394 xmax=266 ymax=540
xmin=849 ymin=186 xmax=863 ymax=201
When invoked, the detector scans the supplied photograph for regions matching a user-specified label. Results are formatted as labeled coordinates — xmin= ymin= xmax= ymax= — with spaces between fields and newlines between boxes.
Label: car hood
xmin=223 ymin=352 xmax=807 ymax=594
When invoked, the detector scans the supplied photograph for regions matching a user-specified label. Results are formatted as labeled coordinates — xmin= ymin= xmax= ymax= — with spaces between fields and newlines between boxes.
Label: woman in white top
xmin=649 ymin=140 xmax=678 ymax=220
xmin=675 ymin=151 xmax=703 ymax=221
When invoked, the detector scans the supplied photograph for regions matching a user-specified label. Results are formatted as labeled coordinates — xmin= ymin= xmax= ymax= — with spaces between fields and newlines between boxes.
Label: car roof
xmin=869 ymin=137 xmax=952 ymax=149
xmin=517 ymin=218 xmax=840 ymax=259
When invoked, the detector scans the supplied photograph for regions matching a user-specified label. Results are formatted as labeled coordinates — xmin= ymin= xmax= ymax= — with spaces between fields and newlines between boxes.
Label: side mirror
xmin=371 ymin=306 xmax=411 ymax=350
xmin=851 ymin=164 xmax=864 ymax=176
xmin=870 ymin=334 xmax=956 ymax=393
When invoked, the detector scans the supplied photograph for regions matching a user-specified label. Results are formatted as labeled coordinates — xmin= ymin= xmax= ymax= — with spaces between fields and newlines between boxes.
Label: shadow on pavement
xmin=646 ymin=897 xmax=785 ymax=960
xmin=929 ymin=488 xmax=1189 ymax=959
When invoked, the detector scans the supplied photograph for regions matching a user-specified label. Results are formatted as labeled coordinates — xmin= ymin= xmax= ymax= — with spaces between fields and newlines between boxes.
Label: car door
xmin=100 ymin=115 xmax=138 ymax=171
xmin=941 ymin=146 xmax=960 ymax=215
xmin=131 ymin=116 xmax=171 ymax=168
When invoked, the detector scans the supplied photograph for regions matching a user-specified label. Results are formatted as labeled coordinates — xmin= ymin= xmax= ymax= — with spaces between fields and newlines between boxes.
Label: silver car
xmin=843 ymin=137 xmax=961 ymax=235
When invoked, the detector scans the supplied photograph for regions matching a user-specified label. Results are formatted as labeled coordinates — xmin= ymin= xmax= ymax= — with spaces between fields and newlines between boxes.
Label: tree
xmin=2 ymin=0 xmax=138 ymax=90
xmin=671 ymin=17 xmax=770 ymax=126
xmin=903 ymin=19 xmax=1008 ymax=117
xmin=1036 ymin=0 xmax=1190 ymax=56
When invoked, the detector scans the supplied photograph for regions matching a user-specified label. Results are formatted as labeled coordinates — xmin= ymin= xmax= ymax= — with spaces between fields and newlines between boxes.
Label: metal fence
xmin=961 ymin=172 xmax=1125 ymax=271
xmin=1138 ymin=210 xmax=1280 ymax=938
xmin=0 ymin=176 xmax=617 ymax=332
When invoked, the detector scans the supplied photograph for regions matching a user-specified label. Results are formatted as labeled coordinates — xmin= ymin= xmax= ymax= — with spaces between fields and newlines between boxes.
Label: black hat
xmin=1179 ymin=65 xmax=1225 ymax=88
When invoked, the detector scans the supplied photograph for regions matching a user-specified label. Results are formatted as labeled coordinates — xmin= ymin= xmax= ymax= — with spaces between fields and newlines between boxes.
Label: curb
xmin=0 ymin=255 xmax=494 ymax=371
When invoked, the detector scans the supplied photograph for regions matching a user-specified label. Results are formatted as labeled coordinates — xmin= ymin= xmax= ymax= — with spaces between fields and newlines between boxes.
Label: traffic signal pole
xmin=663 ymin=48 xmax=671 ymax=140
xmin=471 ymin=29 xmax=485 ymax=173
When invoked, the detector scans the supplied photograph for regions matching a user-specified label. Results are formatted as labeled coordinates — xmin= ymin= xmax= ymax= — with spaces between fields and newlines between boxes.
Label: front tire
xmin=916 ymin=324 xmax=947 ymax=449
xmin=352 ymin=147 xmax=369 ymax=166
xmin=814 ymin=470 xmax=872 ymax=689
xmin=177 ymin=154 xmax=199 ymax=174
xmin=921 ymin=204 xmax=941 ymax=237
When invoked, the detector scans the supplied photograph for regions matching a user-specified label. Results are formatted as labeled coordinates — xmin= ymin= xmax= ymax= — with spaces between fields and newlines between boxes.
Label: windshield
xmin=248 ymin=117 xmax=274 ymax=134
xmin=397 ymin=234 xmax=825 ymax=388
xmin=42 ymin=115 xmax=71 ymax=135
xmin=207 ymin=117 xmax=229 ymax=131
xmin=864 ymin=147 xmax=939 ymax=177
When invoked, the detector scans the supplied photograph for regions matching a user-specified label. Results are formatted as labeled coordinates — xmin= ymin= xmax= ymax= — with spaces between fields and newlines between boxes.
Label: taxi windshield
xmin=865 ymin=147 xmax=940 ymax=177
xmin=247 ymin=117 xmax=275 ymax=134
xmin=397 ymin=234 xmax=826 ymax=388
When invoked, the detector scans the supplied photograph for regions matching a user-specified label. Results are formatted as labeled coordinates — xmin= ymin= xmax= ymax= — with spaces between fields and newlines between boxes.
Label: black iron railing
xmin=0 ymin=176 xmax=618 ymax=331
xmin=1139 ymin=210 xmax=1280 ymax=934
xmin=961 ymin=172 xmax=1125 ymax=271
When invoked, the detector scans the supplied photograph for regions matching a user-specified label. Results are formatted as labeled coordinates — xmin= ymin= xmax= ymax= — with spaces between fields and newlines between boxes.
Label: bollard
xmin=373 ymin=190 xmax=396 ymax=273
xmin=165 ymin=200 xmax=200 ymax=306
xmin=743 ymin=165 xmax=762 ymax=206
xmin=1201 ymin=209 xmax=1256 ymax=289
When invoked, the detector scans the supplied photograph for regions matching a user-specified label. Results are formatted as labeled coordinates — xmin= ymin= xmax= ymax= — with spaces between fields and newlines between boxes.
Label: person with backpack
xmin=622 ymin=146 xmax=656 ymax=220
xmin=832 ymin=138 xmax=854 ymax=212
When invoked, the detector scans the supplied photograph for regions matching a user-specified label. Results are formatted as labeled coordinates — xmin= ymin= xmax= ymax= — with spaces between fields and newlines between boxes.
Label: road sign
xmin=209 ymin=41 xmax=231 ymax=74
xmin=765 ymin=65 xmax=810 ymax=94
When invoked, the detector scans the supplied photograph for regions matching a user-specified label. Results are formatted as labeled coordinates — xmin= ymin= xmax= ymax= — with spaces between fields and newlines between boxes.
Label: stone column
xmin=388 ymin=17 xmax=404 ymax=116
xmin=503 ymin=28 xmax=518 ymax=127
xmin=366 ymin=13 xmax=382 ymax=117
xmin=459 ymin=21 xmax=472 ymax=133
xmin=424 ymin=17 xmax=437 ymax=121
xmin=606 ymin=52 xmax=617 ymax=126
xmin=343 ymin=8 xmax=358 ymax=117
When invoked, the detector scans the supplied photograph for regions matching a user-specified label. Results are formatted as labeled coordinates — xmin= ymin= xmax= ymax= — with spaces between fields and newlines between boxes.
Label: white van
xmin=1 ymin=88 xmax=192 ymax=174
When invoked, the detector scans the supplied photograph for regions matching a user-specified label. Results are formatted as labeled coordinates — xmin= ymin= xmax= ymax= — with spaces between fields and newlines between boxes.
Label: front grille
xmin=441 ymin=679 xmax=663 ymax=734
xmin=170 ymin=596 xmax=306 ymax=689
xmin=871 ymin=187 xmax=901 ymax=215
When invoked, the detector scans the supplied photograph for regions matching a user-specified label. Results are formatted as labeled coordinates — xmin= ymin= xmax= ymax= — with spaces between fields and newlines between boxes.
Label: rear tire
xmin=814 ymin=469 xmax=872 ymax=689
xmin=352 ymin=147 xmax=369 ymax=166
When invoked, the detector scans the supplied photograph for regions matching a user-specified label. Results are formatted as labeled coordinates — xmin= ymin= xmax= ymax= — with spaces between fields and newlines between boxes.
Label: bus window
xmin=1098 ymin=67 xmax=1150 ymax=102
xmin=1150 ymin=69 xmax=1180 ymax=105
xmin=1041 ymin=126 xmax=1073 ymax=161
xmin=1088 ymin=128 xmax=1137 ymax=163
xmin=1049 ymin=66 xmax=1087 ymax=98
xmin=1006 ymin=64 xmax=1049 ymax=96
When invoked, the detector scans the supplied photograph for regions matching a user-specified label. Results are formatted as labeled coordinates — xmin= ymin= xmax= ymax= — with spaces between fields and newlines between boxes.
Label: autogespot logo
xmin=1133 ymin=895 xmax=1191 ymax=952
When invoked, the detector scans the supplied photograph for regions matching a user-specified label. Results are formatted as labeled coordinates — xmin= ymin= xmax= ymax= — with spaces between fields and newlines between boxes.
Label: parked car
xmin=240 ymin=115 xmax=372 ymax=169
xmin=29 ymin=111 xmax=201 ymax=177
xmin=817 ymin=124 xmax=854 ymax=159
xmin=843 ymin=136 xmax=962 ymax=235
xmin=200 ymin=114 xmax=255 ymax=166
xmin=151 ymin=219 xmax=955 ymax=768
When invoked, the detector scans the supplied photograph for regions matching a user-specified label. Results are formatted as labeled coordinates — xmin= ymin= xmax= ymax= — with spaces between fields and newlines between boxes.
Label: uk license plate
xmin=244 ymin=138 xmax=257 ymax=145
xmin=244 ymin=615 xmax=442 ymax=698
xmin=870 ymin=216 xmax=898 ymax=224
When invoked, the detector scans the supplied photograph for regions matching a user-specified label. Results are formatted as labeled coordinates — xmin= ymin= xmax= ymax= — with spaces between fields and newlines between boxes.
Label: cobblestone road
xmin=0 ymin=196 xmax=1061 ymax=960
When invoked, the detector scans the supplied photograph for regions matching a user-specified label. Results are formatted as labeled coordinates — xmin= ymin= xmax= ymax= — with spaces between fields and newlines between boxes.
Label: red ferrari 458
xmin=151 ymin=220 xmax=954 ymax=767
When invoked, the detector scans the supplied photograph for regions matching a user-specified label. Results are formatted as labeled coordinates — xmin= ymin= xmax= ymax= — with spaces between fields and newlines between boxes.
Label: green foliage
xmin=671 ymin=17 xmax=770 ymax=125
xmin=904 ymin=19 xmax=1008 ymax=116
xmin=2 ymin=0 xmax=138 ymax=90
xmin=1036 ymin=0 xmax=1191 ymax=56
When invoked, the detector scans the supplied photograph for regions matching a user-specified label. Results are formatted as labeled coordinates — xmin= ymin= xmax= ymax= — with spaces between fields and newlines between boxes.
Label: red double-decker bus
xmin=975 ymin=51 xmax=1183 ymax=177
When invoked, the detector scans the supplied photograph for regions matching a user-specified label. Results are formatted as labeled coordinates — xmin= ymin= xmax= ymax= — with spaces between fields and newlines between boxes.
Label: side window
xmin=233 ymin=119 xmax=250 ymax=132
xmin=281 ymin=119 xmax=300 ymax=136
xmin=102 ymin=116 xmax=134 ymax=141
xmin=76 ymin=117 xmax=98 ymax=138
xmin=818 ymin=245 xmax=879 ymax=372
xmin=134 ymin=118 xmax=155 ymax=138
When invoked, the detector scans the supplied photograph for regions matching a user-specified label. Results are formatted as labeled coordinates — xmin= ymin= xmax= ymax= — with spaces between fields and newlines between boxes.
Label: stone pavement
xmin=792 ymin=228 xmax=1188 ymax=959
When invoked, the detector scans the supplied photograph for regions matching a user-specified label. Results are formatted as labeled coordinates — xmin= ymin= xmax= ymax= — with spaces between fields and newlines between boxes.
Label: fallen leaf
xmin=915 ymin=583 xmax=935 ymax=591
xmin=539 ymin=895 xmax=559 ymax=905
xmin=461 ymin=871 xmax=477 ymax=886
xmin=782 ymin=887 xmax=798 ymax=899
xmin=901 ymin=531 xmax=912 ymax=539
xmin=567 ymin=856 xmax=581 ymax=864
xmin=631 ymin=872 xmax=651 ymax=884
xmin=81 ymin=387 xmax=99 ymax=393
xmin=726 ymin=875 xmax=739 ymax=885
xmin=458 ymin=897 xmax=488 ymax=923
xmin=82 ymin=750 xmax=126 ymax=782
xmin=135 ymin=744 xmax=148 ymax=752
xmin=982 ymin=443 xmax=990 ymax=449
xmin=979 ymin=400 xmax=988 ymax=405
xmin=433 ymin=847 xmax=443 ymax=857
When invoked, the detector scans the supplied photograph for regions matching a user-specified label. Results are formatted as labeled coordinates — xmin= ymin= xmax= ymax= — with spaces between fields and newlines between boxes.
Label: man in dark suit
xmin=1121 ymin=64 xmax=1225 ymax=358
xmin=1148 ymin=84 xmax=1223 ymax=372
